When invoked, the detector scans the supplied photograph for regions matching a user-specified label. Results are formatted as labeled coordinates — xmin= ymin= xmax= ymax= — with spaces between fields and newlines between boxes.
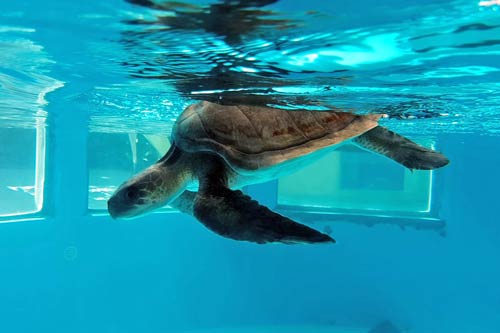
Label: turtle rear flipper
xmin=193 ymin=186 xmax=334 ymax=244
xmin=354 ymin=126 xmax=449 ymax=170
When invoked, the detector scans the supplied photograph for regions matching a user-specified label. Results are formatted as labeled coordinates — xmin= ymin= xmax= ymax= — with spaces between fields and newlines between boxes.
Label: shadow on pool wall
xmin=0 ymin=133 xmax=499 ymax=333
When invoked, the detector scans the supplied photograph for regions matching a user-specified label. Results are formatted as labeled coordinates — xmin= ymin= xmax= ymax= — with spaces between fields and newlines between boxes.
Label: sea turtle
xmin=108 ymin=101 xmax=449 ymax=244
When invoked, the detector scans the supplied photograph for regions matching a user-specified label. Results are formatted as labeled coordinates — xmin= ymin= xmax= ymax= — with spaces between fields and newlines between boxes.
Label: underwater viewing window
xmin=0 ymin=123 xmax=46 ymax=220
xmin=87 ymin=128 xmax=172 ymax=211
xmin=277 ymin=141 xmax=444 ymax=229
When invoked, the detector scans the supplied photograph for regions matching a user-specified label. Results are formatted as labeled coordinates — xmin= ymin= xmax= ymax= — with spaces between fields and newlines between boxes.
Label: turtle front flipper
xmin=354 ymin=126 xmax=449 ymax=170
xmin=170 ymin=190 xmax=196 ymax=215
xmin=193 ymin=186 xmax=334 ymax=245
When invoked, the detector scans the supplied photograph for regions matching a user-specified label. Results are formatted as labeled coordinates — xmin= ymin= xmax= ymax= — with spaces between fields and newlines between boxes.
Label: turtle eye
xmin=124 ymin=187 xmax=139 ymax=203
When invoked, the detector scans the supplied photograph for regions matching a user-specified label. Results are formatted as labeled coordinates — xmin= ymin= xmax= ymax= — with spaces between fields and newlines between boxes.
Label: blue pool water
xmin=1 ymin=0 xmax=500 ymax=332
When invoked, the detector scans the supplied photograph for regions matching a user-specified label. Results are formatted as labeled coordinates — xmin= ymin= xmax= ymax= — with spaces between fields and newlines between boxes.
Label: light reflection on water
xmin=0 ymin=0 xmax=499 ymax=135
xmin=0 ymin=28 xmax=63 ymax=128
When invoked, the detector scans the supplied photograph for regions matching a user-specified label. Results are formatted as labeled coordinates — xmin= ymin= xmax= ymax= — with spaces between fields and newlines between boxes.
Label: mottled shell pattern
xmin=174 ymin=101 xmax=383 ymax=170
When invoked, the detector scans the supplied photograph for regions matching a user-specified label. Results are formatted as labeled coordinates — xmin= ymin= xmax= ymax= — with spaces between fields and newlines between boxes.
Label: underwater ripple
xmin=0 ymin=26 xmax=63 ymax=128
xmin=1 ymin=0 xmax=500 ymax=136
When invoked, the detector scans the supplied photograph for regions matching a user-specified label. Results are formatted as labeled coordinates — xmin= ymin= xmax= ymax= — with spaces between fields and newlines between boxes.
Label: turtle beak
xmin=107 ymin=187 xmax=135 ymax=219
xmin=107 ymin=195 xmax=121 ymax=219
xmin=107 ymin=185 xmax=152 ymax=219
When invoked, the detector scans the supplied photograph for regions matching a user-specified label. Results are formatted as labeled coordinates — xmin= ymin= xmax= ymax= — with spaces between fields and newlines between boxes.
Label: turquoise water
xmin=1 ymin=0 xmax=500 ymax=332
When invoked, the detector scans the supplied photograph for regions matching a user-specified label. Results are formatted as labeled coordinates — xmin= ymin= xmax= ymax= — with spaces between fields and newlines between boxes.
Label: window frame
xmin=0 ymin=116 xmax=47 ymax=223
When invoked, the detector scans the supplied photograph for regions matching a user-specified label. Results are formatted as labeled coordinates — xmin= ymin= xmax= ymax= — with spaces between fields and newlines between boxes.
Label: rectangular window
xmin=277 ymin=143 xmax=437 ymax=218
xmin=0 ymin=30 xmax=61 ymax=221
xmin=0 ymin=124 xmax=45 ymax=219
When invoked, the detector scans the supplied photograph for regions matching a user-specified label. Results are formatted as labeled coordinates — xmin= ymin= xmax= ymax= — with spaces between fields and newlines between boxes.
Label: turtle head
xmin=107 ymin=163 xmax=187 ymax=219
